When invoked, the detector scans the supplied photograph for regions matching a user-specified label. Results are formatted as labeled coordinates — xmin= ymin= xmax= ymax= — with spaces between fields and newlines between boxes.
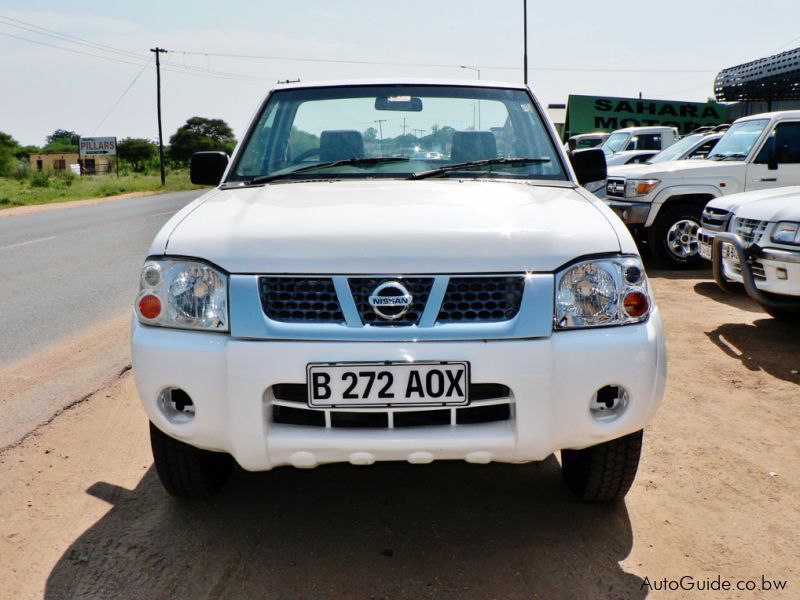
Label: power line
xmin=0 ymin=16 xmax=277 ymax=81
xmin=92 ymin=56 xmax=153 ymax=135
xmin=167 ymin=48 xmax=718 ymax=74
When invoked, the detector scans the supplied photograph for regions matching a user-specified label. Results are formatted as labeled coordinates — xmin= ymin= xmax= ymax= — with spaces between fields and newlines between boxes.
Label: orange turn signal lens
xmin=138 ymin=294 xmax=162 ymax=319
xmin=623 ymin=290 xmax=649 ymax=318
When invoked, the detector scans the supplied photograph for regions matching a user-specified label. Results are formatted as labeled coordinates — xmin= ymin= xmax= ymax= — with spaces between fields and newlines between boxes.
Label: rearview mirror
xmin=190 ymin=151 xmax=229 ymax=185
xmin=570 ymin=148 xmax=607 ymax=185
xmin=375 ymin=96 xmax=423 ymax=112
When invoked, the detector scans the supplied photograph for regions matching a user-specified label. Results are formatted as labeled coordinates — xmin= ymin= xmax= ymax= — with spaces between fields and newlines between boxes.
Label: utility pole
xmin=150 ymin=47 xmax=167 ymax=186
xmin=374 ymin=119 xmax=386 ymax=156
xmin=461 ymin=66 xmax=481 ymax=129
xmin=523 ymin=0 xmax=528 ymax=85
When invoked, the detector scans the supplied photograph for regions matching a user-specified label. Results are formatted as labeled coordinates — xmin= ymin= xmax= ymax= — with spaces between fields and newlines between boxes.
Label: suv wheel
xmin=649 ymin=204 xmax=703 ymax=268
xmin=561 ymin=430 xmax=643 ymax=502
xmin=149 ymin=422 xmax=233 ymax=500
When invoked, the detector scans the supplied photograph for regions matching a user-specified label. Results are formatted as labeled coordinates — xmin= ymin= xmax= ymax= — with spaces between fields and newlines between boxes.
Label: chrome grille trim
xmin=229 ymin=273 xmax=555 ymax=342
xmin=733 ymin=217 xmax=768 ymax=245
xmin=606 ymin=178 xmax=626 ymax=198
xmin=701 ymin=206 xmax=732 ymax=232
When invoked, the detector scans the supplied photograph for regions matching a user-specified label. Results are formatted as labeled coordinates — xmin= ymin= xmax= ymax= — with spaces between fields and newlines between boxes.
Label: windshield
xmin=648 ymin=134 xmax=703 ymax=164
xmin=706 ymin=119 xmax=769 ymax=161
xmin=229 ymin=85 xmax=567 ymax=183
xmin=601 ymin=132 xmax=630 ymax=156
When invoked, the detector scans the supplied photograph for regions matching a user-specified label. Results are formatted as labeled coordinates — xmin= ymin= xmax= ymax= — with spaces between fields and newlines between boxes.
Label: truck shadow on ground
xmin=706 ymin=318 xmax=800 ymax=385
xmin=45 ymin=457 xmax=646 ymax=599
xmin=693 ymin=281 xmax=765 ymax=313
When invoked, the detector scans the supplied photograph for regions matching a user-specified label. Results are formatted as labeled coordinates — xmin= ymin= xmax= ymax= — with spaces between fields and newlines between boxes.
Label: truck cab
xmin=603 ymin=111 xmax=800 ymax=267
xmin=600 ymin=126 xmax=680 ymax=157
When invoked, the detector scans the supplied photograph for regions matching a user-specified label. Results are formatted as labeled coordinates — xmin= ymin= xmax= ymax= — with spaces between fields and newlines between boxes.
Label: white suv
xmin=132 ymin=80 xmax=666 ymax=502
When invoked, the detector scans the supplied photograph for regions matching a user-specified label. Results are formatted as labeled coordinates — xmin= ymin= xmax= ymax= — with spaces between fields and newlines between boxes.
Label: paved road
xmin=0 ymin=190 xmax=204 ymax=366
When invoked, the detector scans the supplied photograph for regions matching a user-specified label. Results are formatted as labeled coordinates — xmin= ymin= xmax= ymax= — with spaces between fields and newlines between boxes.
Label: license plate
xmin=699 ymin=243 xmax=712 ymax=260
xmin=306 ymin=361 xmax=470 ymax=408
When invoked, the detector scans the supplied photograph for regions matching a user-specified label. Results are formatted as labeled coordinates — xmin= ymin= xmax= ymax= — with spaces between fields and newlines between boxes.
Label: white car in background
xmin=605 ymin=150 xmax=660 ymax=167
xmin=698 ymin=186 xmax=800 ymax=320
xmin=131 ymin=79 xmax=666 ymax=503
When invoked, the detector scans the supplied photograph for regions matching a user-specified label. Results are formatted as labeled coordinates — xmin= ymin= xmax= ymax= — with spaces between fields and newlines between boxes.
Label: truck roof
xmin=270 ymin=78 xmax=530 ymax=91
xmin=735 ymin=110 xmax=800 ymax=122
xmin=609 ymin=126 xmax=678 ymax=134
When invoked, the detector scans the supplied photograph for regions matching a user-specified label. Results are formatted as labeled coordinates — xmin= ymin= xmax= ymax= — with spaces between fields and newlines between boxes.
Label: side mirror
xmin=570 ymin=148 xmax=607 ymax=185
xmin=768 ymin=150 xmax=779 ymax=171
xmin=190 ymin=151 xmax=229 ymax=185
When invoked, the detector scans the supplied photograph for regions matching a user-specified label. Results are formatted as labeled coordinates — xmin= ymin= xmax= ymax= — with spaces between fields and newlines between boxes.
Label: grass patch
xmin=0 ymin=170 xmax=202 ymax=209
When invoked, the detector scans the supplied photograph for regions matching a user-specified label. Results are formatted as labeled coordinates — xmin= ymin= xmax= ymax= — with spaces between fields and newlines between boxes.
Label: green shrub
xmin=29 ymin=171 xmax=50 ymax=187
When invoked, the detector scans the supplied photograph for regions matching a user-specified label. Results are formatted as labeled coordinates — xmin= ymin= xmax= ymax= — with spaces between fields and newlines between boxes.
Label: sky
xmin=1 ymin=0 xmax=799 ymax=146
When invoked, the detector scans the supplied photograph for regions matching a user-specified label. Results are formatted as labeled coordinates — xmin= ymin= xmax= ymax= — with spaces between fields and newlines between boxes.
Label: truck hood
xmin=732 ymin=187 xmax=800 ymax=222
xmin=161 ymin=180 xmax=621 ymax=274
xmin=608 ymin=158 xmax=741 ymax=180
xmin=706 ymin=186 xmax=800 ymax=216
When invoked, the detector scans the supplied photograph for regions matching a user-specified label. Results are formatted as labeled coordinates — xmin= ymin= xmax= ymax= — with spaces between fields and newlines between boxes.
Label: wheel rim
xmin=666 ymin=218 xmax=700 ymax=258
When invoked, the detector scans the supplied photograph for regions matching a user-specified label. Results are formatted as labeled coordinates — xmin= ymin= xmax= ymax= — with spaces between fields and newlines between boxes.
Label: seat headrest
xmin=450 ymin=131 xmax=498 ymax=163
xmin=319 ymin=130 xmax=365 ymax=162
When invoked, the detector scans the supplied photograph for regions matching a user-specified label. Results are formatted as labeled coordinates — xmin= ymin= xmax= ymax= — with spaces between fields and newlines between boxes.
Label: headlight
xmin=584 ymin=179 xmax=606 ymax=193
xmin=135 ymin=258 xmax=229 ymax=331
xmin=771 ymin=221 xmax=800 ymax=245
xmin=624 ymin=179 xmax=659 ymax=198
xmin=555 ymin=256 xmax=651 ymax=329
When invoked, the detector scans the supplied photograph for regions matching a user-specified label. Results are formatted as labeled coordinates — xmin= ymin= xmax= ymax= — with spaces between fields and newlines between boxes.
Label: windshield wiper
xmin=409 ymin=157 xmax=551 ymax=180
xmin=708 ymin=152 xmax=748 ymax=161
xmin=245 ymin=157 xmax=410 ymax=185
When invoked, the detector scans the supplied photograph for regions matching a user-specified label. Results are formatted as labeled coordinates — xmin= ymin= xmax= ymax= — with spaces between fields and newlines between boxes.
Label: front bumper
xmin=712 ymin=233 xmax=800 ymax=314
xmin=603 ymin=199 xmax=652 ymax=225
xmin=132 ymin=313 xmax=667 ymax=471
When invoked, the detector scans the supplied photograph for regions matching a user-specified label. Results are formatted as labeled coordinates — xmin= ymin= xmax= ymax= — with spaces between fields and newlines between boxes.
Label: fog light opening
xmin=776 ymin=268 xmax=788 ymax=280
xmin=590 ymin=385 xmax=629 ymax=421
xmin=158 ymin=388 xmax=195 ymax=423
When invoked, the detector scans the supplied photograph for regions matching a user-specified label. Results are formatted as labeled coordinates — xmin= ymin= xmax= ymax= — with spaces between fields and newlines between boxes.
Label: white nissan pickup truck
xmin=603 ymin=111 xmax=800 ymax=267
xmin=132 ymin=80 xmax=666 ymax=502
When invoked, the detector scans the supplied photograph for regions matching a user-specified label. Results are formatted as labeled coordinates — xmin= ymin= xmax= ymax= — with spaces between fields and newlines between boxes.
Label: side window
xmin=774 ymin=122 xmax=800 ymax=163
xmin=754 ymin=122 xmax=800 ymax=164
xmin=635 ymin=134 xmax=662 ymax=150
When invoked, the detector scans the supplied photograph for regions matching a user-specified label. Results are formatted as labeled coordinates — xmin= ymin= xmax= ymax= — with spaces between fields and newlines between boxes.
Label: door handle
xmin=758 ymin=177 xmax=778 ymax=182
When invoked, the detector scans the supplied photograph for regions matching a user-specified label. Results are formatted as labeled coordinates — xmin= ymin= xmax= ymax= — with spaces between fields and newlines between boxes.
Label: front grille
xmin=271 ymin=383 xmax=512 ymax=429
xmin=730 ymin=257 xmax=767 ymax=281
xmin=733 ymin=218 xmax=768 ymax=244
xmin=258 ymin=277 xmax=344 ymax=323
xmin=437 ymin=277 xmax=525 ymax=322
xmin=701 ymin=206 xmax=732 ymax=232
xmin=349 ymin=277 xmax=433 ymax=326
xmin=606 ymin=178 xmax=626 ymax=197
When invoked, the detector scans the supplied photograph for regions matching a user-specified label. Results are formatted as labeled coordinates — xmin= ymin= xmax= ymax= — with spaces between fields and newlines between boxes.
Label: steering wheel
xmin=291 ymin=148 xmax=320 ymax=164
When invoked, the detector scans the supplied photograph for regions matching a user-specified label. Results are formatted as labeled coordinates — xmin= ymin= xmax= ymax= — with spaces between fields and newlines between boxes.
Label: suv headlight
xmin=555 ymin=256 xmax=651 ymax=329
xmin=135 ymin=258 xmax=229 ymax=331
xmin=624 ymin=179 xmax=659 ymax=198
xmin=771 ymin=221 xmax=800 ymax=245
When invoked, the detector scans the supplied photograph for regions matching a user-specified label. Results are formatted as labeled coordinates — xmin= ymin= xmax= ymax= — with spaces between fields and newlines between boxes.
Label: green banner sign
xmin=565 ymin=94 xmax=727 ymax=138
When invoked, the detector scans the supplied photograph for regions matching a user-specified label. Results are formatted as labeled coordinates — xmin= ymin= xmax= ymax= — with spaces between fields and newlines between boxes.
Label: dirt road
xmin=1 ymin=270 xmax=798 ymax=599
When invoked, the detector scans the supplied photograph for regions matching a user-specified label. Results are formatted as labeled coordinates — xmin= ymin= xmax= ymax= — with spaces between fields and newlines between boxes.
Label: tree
xmin=363 ymin=127 xmax=377 ymax=142
xmin=46 ymin=129 xmax=80 ymax=145
xmin=168 ymin=117 xmax=236 ymax=163
xmin=118 ymin=137 xmax=157 ymax=171
xmin=43 ymin=129 xmax=80 ymax=153
xmin=0 ymin=131 xmax=20 ymax=176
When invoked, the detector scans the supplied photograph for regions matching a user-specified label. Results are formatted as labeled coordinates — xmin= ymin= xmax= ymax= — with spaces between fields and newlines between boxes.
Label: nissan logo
xmin=368 ymin=281 xmax=413 ymax=320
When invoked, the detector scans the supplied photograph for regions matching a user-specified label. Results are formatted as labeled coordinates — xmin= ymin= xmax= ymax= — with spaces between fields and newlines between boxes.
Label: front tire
xmin=561 ymin=430 xmax=643 ymax=502
xmin=648 ymin=204 xmax=703 ymax=268
xmin=149 ymin=422 xmax=233 ymax=500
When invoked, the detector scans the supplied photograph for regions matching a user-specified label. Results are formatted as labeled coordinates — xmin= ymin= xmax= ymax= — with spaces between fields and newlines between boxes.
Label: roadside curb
xmin=0 ymin=190 xmax=164 ymax=218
